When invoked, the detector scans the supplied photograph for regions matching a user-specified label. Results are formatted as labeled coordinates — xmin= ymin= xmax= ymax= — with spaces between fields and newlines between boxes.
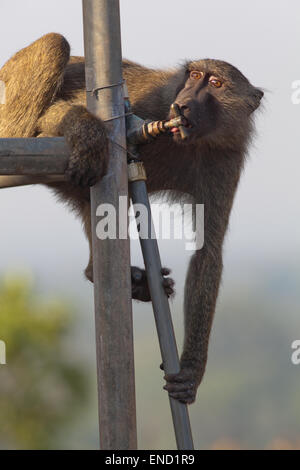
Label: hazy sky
xmin=0 ymin=0 xmax=299 ymax=295
xmin=1 ymin=2 xmax=300 ymax=450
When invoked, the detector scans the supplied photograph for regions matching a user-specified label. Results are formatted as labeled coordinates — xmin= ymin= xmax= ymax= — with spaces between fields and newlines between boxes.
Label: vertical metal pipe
xmin=82 ymin=0 xmax=137 ymax=450
xmin=130 ymin=179 xmax=194 ymax=450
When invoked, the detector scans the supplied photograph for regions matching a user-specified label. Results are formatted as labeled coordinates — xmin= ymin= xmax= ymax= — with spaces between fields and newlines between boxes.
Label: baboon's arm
xmin=163 ymin=152 xmax=243 ymax=404
xmin=163 ymin=244 xmax=223 ymax=405
xmin=182 ymin=247 xmax=223 ymax=377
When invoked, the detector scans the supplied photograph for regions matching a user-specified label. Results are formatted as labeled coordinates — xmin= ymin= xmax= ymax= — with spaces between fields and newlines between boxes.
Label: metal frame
xmin=82 ymin=0 xmax=136 ymax=450
xmin=0 ymin=0 xmax=194 ymax=450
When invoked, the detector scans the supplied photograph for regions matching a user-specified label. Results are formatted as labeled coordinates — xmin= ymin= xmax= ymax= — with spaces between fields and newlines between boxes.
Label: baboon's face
xmin=170 ymin=59 xmax=263 ymax=146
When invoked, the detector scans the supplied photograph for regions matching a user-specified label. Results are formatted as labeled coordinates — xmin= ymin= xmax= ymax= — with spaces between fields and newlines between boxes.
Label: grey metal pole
xmin=82 ymin=0 xmax=137 ymax=450
xmin=130 ymin=178 xmax=194 ymax=450
xmin=0 ymin=138 xmax=68 ymax=174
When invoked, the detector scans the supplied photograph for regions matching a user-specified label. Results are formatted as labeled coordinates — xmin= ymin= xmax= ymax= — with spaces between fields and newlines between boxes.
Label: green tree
xmin=0 ymin=275 xmax=88 ymax=449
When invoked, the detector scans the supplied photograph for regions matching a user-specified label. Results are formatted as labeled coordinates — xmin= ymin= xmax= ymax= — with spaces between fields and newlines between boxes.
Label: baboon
xmin=0 ymin=33 xmax=263 ymax=404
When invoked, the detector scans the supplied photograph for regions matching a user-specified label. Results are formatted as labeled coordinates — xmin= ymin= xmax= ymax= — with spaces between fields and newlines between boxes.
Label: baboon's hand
xmin=131 ymin=266 xmax=175 ymax=302
xmin=62 ymin=106 xmax=109 ymax=187
xmin=163 ymin=364 xmax=201 ymax=405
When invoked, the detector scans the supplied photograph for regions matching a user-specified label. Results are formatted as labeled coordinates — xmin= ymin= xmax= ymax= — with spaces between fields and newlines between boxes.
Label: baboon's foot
xmin=131 ymin=266 xmax=175 ymax=302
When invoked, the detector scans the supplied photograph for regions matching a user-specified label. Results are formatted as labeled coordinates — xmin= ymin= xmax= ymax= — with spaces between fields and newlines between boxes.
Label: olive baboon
xmin=0 ymin=33 xmax=263 ymax=404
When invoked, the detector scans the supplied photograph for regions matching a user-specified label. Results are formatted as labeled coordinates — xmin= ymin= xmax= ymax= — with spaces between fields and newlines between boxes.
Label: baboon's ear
xmin=249 ymin=87 xmax=264 ymax=113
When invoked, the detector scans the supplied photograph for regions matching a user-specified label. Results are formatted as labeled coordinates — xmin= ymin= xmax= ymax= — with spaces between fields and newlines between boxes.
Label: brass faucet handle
xmin=170 ymin=103 xmax=189 ymax=140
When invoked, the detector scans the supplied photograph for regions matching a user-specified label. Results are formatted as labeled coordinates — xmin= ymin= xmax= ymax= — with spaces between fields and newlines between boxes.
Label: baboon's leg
xmin=0 ymin=33 xmax=70 ymax=138
xmin=0 ymin=175 xmax=66 ymax=189
xmin=39 ymin=102 xmax=109 ymax=188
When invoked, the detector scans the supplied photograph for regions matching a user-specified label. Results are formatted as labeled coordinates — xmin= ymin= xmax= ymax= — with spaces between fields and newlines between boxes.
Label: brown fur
xmin=0 ymin=34 xmax=263 ymax=404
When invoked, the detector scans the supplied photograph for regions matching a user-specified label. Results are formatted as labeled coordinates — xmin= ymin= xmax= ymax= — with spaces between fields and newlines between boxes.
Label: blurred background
xmin=0 ymin=0 xmax=299 ymax=450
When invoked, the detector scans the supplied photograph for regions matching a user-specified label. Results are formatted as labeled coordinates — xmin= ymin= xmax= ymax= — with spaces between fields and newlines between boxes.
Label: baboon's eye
xmin=190 ymin=71 xmax=204 ymax=80
xmin=209 ymin=77 xmax=222 ymax=88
